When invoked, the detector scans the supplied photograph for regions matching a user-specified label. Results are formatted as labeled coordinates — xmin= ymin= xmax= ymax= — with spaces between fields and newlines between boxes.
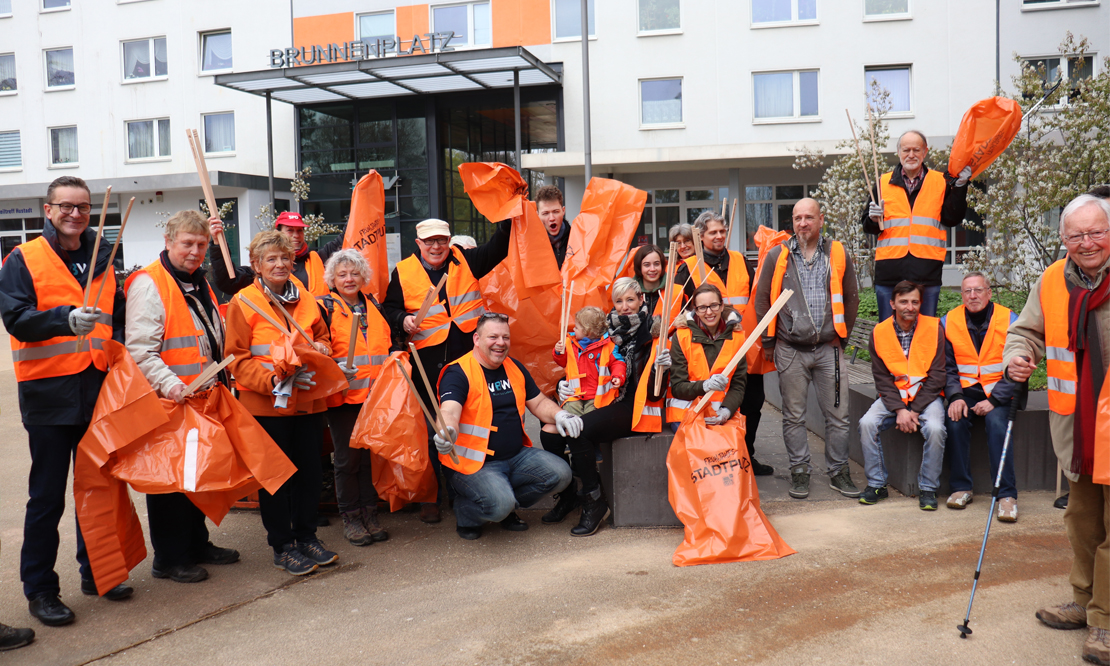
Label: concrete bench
xmin=598 ymin=435 xmax=682 ymax=528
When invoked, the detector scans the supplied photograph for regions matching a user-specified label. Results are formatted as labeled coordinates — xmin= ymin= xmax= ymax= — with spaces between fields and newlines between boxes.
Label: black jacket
xmin=549 ymin=220 xmax=570 ymax=269
xmin=0 ymin=220 xmax=126 ymax=424
xmin=208 ymin=225 xmax=347 ymax=296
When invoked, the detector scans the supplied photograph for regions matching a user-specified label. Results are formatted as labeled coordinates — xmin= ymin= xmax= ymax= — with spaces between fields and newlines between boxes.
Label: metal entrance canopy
xmin=214 ymin=46 xmax=562 ymax=104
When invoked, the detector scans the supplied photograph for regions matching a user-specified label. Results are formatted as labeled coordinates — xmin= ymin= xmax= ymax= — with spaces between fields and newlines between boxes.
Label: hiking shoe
xmin=81 ymin=578 xmax=135 ymax=599
xmin=1055 ymin=493 xmax=1069 ymax=510
xmin=342 ymin=510 xmax=374 ymax=547
xmin=859 ymin=485 xmax=888 ymax=505
xmin=500 ymin=512 xmax=529 ymax=532
xmin=1083 ymin=627 xmax=1109 ymax=665
xmin=419 ymin=503 xmax=442 ymax=524
xmin=919 ymin=491 xmax=938 ymax=511
xmin=829 ymin=469 xmax=861 ymax=498
xmin=751 ymin=457 xmax=774 ymax=476
xmin=198 ymin=542 xmax=240 ymax=565
xmin=296 ymin=539 xmax=338 ymax=566
xmin=0 ymin=623 xmax=34 ymax=651
xmin=456 ymin=525 xmax=482 ymax=540
xmin=542 ymin=491 xmax=580 ymax=524
xmin=1036 ymin=601 xmax=1087 ymax=630
xmin=273 ymin=546 xmax=318 ymax=576
xmin=788 ymin=466 xmax=810 ymax=499
xmin=947 ymin=491 xmax=973 ymax=509
xmin=360 ymin=506 xmax=389 ymax=542
xmin=150 ymin=563 xmax=208 ymax=584
xmin=997 ymin=497 xmax=1018 ymax=523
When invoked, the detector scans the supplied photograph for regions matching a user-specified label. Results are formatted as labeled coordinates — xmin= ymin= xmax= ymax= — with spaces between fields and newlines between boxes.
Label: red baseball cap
xmin=275 ymin=211 xmax=306 ymax=228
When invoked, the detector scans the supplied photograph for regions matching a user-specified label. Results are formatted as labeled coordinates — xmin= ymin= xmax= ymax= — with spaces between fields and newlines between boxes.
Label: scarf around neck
xmin=1067 ymin=264 xmax=1110 ymax=475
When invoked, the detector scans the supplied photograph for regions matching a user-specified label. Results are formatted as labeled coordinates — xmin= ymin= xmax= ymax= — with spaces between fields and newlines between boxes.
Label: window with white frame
xmin=554 ymin=0 xmax=595 ymax=39
xmin=1022 ymin=0 xmax=1099 ymax=7
xmin=126 ymin=118 xmax=170 ymax=160
xmin=0 ymin=0 xmax=12 ymax=17
xmin=866 ymin=65 xmax=911 ymax=113
xmin=44 ymin=47 xmax=74 ymax=88
xmin=752 ymin=0 xmax=816 ymax=25
xmin=432 ymin=3 xmax=491 ymax=48
xmin=358 ymin=11 xmax=395 ymax=44
xmin=864 ymin=0 xmax=909 ymax=16
xmin=0 ymin=53 xmax=15 ymax=92
xmin=49 ymin=126 xmax=77 ymax=166
xmin=0 ymin=130 xmax=21 ymax=168
xmin=640 ymin=78 xmax=683 ymax=127
xmin=1024 ymin=55 xmax=1096 ymax=105
xmin=639 ymin=0 xmax=680 ymax=33
xmin=200 ymin=30 xmax=232 ymax=73
xmin=42 ymin=0 xmax=69 ymax=10
xmin=122 ymin=37 xmax=167 ymax=81
xmin=203 ymin=112 xmax=235 ymax=154
xmin=753 ymin=70 xmax=819 ymax=120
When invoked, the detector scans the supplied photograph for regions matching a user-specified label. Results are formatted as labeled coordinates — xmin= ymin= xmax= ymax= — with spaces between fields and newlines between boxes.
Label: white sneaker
xmin=946 ymin=491 xmax=973 ymax=509
xmin=997 ymin=497 xmax=1018 ymax=522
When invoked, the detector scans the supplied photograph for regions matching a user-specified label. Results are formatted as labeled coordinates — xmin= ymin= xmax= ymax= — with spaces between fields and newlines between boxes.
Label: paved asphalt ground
xmin=0 ymin=330 xmax=1086 ymax=665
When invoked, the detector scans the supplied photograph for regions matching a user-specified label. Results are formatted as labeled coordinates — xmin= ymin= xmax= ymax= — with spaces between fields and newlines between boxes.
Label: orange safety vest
xmin=10 ymin=236 xmax=115 ymax=382
xmin=439 ymin=351 xmax=533 ymax=475
xmin=396 ymin=247 xmax=485 ymax=349
xmin=876 ymin=169 xmax=948 ymax=262
xmin=872 ymin=315 xmax=941 ymax=405
xmin=684 ymin=251 xmax=770 ymax=374
xmin=302 ymin=251 xmax=329 ymax=297
xmin=232 ymin=277 xmax=322 ymax=396
xmin=632 ymin=336 xmax=668 ymax=433
xmin=666 ymin=324 xmax=745 ymax=422
xmin=320 ymin=294 xmax=391 ymax=407
xmin=944 ymin=303 xmax=1012 ymax=398
xmin=561 ymin=335 xmax=618 ymax=409
xmin=1040 ymin=259 xmax=1077 ymax=415
xmin=767 ymin=240 xmax=849 ymax=339
xmin=124 ymin=259 xmax=221 ymax=385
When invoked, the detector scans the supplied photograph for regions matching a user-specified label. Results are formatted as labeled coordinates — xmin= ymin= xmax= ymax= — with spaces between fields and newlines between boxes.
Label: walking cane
xmin=956 ymin=390 xmax=1022 ymax=639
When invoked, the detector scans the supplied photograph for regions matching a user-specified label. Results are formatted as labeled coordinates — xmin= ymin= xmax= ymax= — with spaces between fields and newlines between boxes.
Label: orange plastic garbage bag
xmin=746 ymin=225 xmax=793 ymax=375
xmin=269 ymin=338 xmax=349 ymax=411
xmin=1095 ymin=377 xmax=1109 ymax=485
xmin=350 ymin=351 xmax=437 ymax=510
xmin=948 ymin=96 xmax=1023 ymax=179
xmin=564 ymin=177 xmax=648 ymax=307
xmin=344 ymin=170 xmax=390 ymax=301
xmin=667 ymin=412 xmax=795 ymax=566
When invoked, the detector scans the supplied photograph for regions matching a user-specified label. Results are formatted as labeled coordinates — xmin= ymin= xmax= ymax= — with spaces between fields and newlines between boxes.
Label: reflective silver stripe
xmin=831 ymin=294 xmax=843 ymax=303
xmin=957 ymin=364 xmax=979 ymax=375
xmin=912 ymin=215 xmax=944 ymax=230
xmin=169 ymin=362 xmax=205 ymax=376
xmin=724 ymin=296 xmax=748 ymax=305
xmin=162 ymin=335 xmax=199 ymax=351
xmin=458 ymin=423 xmax=491 ymax=438
xmin=260 ymin=362 xmax=274 ymax=370
xmin=424 ymin=304 xmax=446 ymax=317
xmin=352 ymin=354 xmax=370 ymax=366
xmin=1046 ymin=346 xmax=1074 ymax=363
xmin=96 ymin=312 xmax=112 ymax=326
xmin=884 ymin=217 xmax=911 ymax=228
xmin=250 ymin=344 xmax=271 ymax=356
xmin=566 ymin=378 xmax=581 ymax=389
xmin=710 ymin=400 xmax=722 ymax=411
xmin=11 ymin=337 xmax=104 ymax=362
xmin=833 ymin=314 xmax=845 ymax=324
xmin=876 ymin=237 xmax=909 ymax=248
xmin=369 ymin=354 xmax=389 ymax=366
xmin=1048 ymin=377 xmax=1076 ymax=394
xmin=598 ymin=367 xmax=611 ymax=377
xmin=452 ymin=445 xmax=487 ymax=462
xmin=412 ymin=321 xmax=450 ymax=341
xmin=641 ymin=406 xmax=662 ymax=417
xmin=979 ymin=362 xmax=1003 ymax=373
xmin=348 ymin=378 xmax=370 ymax=390
xmin=981 ymin=381 xmax=997 ymax=394
xmin=453 ymin=307 xmax=485 ymax=324
xmin=668 ymin=398 xmax=692 ymax=410
xmin=595 ymin=383 xmax=613 ymax=396
xmin=449 ymin=291 xmax=482 ymax=307
xmin=909 ymin=235 xmax=946 ymax=248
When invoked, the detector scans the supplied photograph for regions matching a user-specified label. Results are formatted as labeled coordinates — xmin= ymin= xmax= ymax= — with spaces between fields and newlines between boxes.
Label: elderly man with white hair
xmin=1004 ymin=192 xmax=1110 ymax=666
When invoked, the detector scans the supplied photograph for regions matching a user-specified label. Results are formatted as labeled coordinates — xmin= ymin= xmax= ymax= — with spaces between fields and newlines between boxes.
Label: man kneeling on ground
xmin=435 ymin=312 xmax=579 ymax=540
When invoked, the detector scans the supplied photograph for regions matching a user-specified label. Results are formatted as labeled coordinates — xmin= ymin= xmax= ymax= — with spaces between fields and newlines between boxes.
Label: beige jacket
xmin=1003 ymin=255 xmax=1110 ymax=482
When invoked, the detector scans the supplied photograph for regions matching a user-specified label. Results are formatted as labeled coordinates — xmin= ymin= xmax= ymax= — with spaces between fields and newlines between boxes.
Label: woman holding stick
xmin=225 ymin=230 xmax=337 ymax=576
xmin=317 ymin=250 xmax=391 ymax=547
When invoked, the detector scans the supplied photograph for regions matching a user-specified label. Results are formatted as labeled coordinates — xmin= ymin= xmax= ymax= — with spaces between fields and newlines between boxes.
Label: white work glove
xmin=868 ymin=200 xmax=884 ymax=223
xmin=702 ymin=374 xmax=729 ymax=393
xmin=293 ymin=368 xmax=316 ymax=392
xmin=704 ymin=406 xmax=731 ymax=426
xmin=337 ymin=360 xmax=358 ymax=381
xmin=68 ymin=307 xmax=101 ymax=336
xmin=654 ymin=348 xmax=672 ymax=369
xmin=433 ymin=426 xmax=457 ymax=455
xmin=555 ymin=410 xmax=583 ymax=438
xmin=557 ymin=379 xmax=575 ymax=402
xmin=955 ymin=166 xmax=972 ymax=187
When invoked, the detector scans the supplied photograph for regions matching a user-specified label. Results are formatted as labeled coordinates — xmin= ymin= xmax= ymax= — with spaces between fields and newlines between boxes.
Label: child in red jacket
xmin=549 ymin=306 xmax=627 ymax=420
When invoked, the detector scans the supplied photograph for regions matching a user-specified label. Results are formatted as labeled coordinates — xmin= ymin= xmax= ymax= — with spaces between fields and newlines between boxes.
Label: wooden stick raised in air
xmin=653 ymin=242 xmax=678 ymax=395
xmin=724 ymin=197 xmax=738 ymax=250
xmin=846 ymin=109 xmax=876 ymax=205
xmin=181 ymin=354 xmax=236 ymax=399
xmin=558 ymin=280 xmax=569 ymax=346
xmin=76 ymin=187 xmax=111 ymax=353
xmin=692 ymin=231 xmax=707 ymax=285
xmin=395 ymin=357 xmax=459 ymax=465
xmin=865 ymin=105 xmax=886 ymax=231
xmin=238 ymin=296 xmax=292 ymax=336
xmin=186 ymin=129 xmax=236 ymax=279
xmin=91 ymin=197 xmax=134 ymax=310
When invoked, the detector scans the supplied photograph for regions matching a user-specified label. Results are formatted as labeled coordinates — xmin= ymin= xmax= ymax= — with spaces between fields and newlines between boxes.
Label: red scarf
xmin=1068 ymin=268 xmax=1110 ymax=475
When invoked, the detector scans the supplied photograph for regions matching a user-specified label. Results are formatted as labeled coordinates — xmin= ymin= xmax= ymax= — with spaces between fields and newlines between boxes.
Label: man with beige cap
xmin=383 ymin=218 xmax=512 ymax=523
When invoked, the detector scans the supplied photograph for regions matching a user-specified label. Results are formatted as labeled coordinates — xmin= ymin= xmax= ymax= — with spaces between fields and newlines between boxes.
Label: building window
xmin=42 ymin=0 xmax=69 ymax=10
xmin=358 ymin=11 xmax=395 ymax=44
xmin=432 ymin=2 xmax=491 ymax=48
xmin=640 ymin=78 xmax=683 ymax=127
xmin=554 ymin=0 xmax=595 ymax=39
xmin=0 ymin=0 xmax=12 ymax=17
xmin=202 ymin=112 xmax=234 ymax=154
xmin=639 ymin=0 xmax=680 ymax=33
xmin=0 ymin=53 xmax=15 ymax=92
xmin=1024 ymin=55 xmax=1096 ymax=105
xmin=44 ymin=47 xmax=74 ymax=88
xmin=0 ymin=130 xmax=20 ymax=169
xmin=752 ymin=0 xmax=817 ymax=25
xmin=122 ymin=37 xmax=167 ymax=81
xmin=866 ymin=65 xmax=911 ymax=113
xmin=745 ymin=185 xmax=818 ymax=248
xmin=864 ymin=0 xmax=910 ymax=16
xmin=200 ymin=30 xmax=232 ymax=73
xmin=126 ymin=118 xmax=170 ymax=160
xmin=753 ymin=70 xmax=819 ymax=120
xmin=1022 ymin=0 xmax=1099 ymax=7
xmin=49 ymin=126 xmax=78 ymax=166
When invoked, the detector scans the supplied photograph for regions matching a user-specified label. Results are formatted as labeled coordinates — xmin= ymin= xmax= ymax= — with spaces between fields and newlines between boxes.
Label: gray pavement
xmin=0 ymin=330 xmax=1084 ymax=665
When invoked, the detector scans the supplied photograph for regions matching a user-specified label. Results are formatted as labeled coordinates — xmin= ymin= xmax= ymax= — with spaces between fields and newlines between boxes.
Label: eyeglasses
xmin=419 ymin=237 xmax=450 ymax=247
xmin=478 ymin=312 xmax=509 ymax=323
xmin=694 ymin=302 xmax=723 ymax=314
xmin=961 ymin=287 xmax=987 ymax=295
xmin=1061 ymin=228 xmax=1109 ymax=247
xmin=47 ymin=202 xmax=92 ymax=215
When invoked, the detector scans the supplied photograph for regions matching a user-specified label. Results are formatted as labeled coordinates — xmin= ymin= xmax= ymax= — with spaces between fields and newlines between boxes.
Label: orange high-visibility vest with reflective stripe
xmin=232 ymin=277 xmax=322 ymax=397
xmin=1040 ymin=259 xmax=1076 ymax=415
xmin=124 ymin=259 xmax=221 ymax=385
xmin=684 ymin=251 xmax=769 ymax=374
xmin=10 ymin=236 xmax=115 ymax=382
xmin=944 ymin=303 xmax=1011 ymax=398
xmin=302 ymin=251 xmax=329 ymax=297
xmin=439 ymin=352 xmax=532 ymax=475
xmin=396 ymin=247 xmax=485 ymax=349
xmin=562 ymin=335 xmax=618 ymax=409
xmin=666 ymin=324 xmax=744 ymax=422
xmin=766 ymin=240 xmax=849 ymax=339
xmin=321 ymin=294 xmax=391 ymax=407
xmin=873 ymin=315 xmax=940 ymax=405
xmin=632 ymin=336 xmax=668 ymax=433
xmin=876 ymin=170 xmax=947 ymax=262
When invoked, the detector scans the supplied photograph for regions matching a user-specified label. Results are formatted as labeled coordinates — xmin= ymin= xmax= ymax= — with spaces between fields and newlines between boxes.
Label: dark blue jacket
xmin=941 ymin=302 xmax=1019 ymax=407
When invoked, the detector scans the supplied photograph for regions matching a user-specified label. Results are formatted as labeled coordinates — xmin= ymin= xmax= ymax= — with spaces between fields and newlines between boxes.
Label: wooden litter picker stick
xmin=846 ymin=109 xmax=876 ymax=204
xmin=406 ymin=274 xmax=449 ymax=343
xmin=395 ymin=357 xmax=459 ymax=465
xmin=91 ymin=197 xmax=135 ymax=310
xmin=76 ymin=187 xmax=111 ymax=353
xmin=558 ymin=280 xmax=569 ymax=345
xmin=186 ymin=129 xmax=236 ymax=279
xmin=263 ymin=290 xmax=316 ymax=348
xmin=692 ymin=231 xmax=707 ymax=285
xmin=181 ymin=355 xmax=236 ymax=399
xmin=653 ymin=242 xmax=678 ymax=395
xmin=238 ymin=296 xmax=292 ymax=336
xmin=345 ymin=312 xmax=362 ymax=367
xmin=865 ymin=105 xmax=886 ymax=231
xmin=724 ymin=197 xmax=738 ymax=250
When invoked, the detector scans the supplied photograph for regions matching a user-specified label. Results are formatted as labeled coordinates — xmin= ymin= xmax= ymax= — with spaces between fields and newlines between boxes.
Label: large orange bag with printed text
xmin=948 ymin=96 xmax=1023 ymax=179
xmin=344 ymin=170 xmax=390 ymax=301
xmin=1095 ymin=377 xmax=1109 ymax=485
xmin=667 ymin=412 xmax=795 ymax=566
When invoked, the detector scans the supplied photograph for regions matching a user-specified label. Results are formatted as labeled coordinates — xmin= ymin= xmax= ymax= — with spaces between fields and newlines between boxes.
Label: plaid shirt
xmin=902 ymin=169 xmax=923 ymax=195
xmin=788 ymin=235 xmax=828 ymax=329
xmin=895 ymin=319 xmax=916 ymax=356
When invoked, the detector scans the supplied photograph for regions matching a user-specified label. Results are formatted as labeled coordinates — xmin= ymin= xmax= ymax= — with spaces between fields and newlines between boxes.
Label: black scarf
xmin=606 ymin=302 xmax=650 ymax=401
xmin=159 ymin=250 xmax=226 ymax=382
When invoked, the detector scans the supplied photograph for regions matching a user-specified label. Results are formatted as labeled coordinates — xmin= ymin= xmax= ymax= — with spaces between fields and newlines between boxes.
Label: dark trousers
xmin=565 ymin=399 xmax=635 ymax=497
xmin=21 ymin=424 xmax=91 ymax=599
xmin=945 ymin=386 xmax=1017 ymax=499
xmin=739 ymin=373 xmax=765 ymax=459
xmin=256 ymin=413 xmax=324 ymax=552
xmin=147 ymin=493 xmax=210 ymax=567
xmin=327 ymin=403 xmax=379 ymax=513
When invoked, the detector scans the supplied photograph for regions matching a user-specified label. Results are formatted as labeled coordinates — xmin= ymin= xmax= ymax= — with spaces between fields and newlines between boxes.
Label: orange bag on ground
xmin=667 ymin=412 xmax=795 ymax=566
xmin=344 ymin=170 xmax=390 ymax=301
xmin=948 ymin=96 xmax=1023 ymax=179
xmin=1094 ymin=377 xmax=1109 ymax=485
xmin=350 ymin=351 xmax=437 ymax=510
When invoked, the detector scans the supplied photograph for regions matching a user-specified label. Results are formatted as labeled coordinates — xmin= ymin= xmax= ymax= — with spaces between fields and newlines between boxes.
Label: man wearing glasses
xmin=1004 ymin=192 xmax=1110 ymax=666
xmin=941 ymin=272 xmax=1021 ymax=521
xmin=383 ymin=218 xmax=511 ymax=523
xmin=0 ymin=176 xmax=131 ymax=627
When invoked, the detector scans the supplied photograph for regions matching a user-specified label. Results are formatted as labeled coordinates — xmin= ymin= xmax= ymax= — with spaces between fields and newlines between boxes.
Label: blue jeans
xmin=876 ymin=283 xmax=941 ymax=321
xmin=449 ymin=447 xmax=572 ymax=528
xmin=945 ymin=388 xmax=1017 ymax=499
xmin=858 ymin=397 xmax=947 ymax=492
